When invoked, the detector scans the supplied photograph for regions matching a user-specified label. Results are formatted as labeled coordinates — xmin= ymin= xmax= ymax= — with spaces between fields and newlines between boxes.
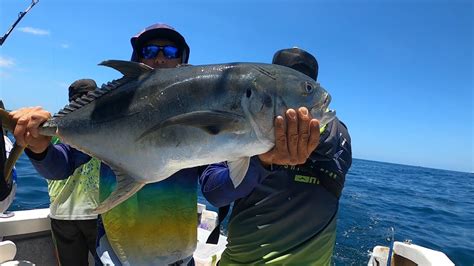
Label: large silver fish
xmin=1 ymin=60 xmax=335 ymax=213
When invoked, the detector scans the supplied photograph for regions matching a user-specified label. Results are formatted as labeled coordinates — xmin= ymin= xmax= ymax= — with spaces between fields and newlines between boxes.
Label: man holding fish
xmin=4 ymin=23 xmax=332 ymax=266
xmin=201 ymin=48 xmax=352 ymax=265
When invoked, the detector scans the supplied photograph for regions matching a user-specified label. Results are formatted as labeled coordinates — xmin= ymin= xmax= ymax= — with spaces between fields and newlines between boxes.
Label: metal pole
xmin=0 ymin=0 xmax=40 ymax=46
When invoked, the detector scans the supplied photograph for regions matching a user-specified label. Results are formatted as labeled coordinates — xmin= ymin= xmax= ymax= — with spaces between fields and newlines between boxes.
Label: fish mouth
xmin=310 ymin=93 xmax=336 ymax=126
xmin=322 ymin=93 xmax=331 ymax=110
xmin=310 ymin=93 xmax=331 ymax=115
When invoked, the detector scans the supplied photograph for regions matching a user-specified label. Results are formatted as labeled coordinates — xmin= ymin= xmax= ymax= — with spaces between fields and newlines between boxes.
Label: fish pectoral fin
xmin=93 ymin=172 xmax=145 ymax=214
xmin=163 ymin=110 xmax=247 ymax=135
xmin=139 ymin=110 xmax=246 ymax=140
xmin=227 ymin=157 xmax=251 ymax=188
xmin=99 ymin=60 xmax=153 ymax=78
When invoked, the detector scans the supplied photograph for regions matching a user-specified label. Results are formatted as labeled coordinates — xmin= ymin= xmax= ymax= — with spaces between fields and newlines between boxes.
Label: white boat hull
xmin=368 ymin=241 xmax=454 ymax=266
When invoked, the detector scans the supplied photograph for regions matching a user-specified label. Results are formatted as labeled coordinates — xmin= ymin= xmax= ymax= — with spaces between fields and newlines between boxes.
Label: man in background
xmin=201 ymin=48 xmax=353 ymax=265
xmin=46 ymin=80 xmax=101 ymax=265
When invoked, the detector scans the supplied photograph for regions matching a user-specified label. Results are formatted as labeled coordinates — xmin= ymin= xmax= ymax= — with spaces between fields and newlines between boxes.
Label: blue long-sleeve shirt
xmin=27 ymin=143 xmax=91 ymax=180
xmin=199 ymin=156 xmax=273 ymax=207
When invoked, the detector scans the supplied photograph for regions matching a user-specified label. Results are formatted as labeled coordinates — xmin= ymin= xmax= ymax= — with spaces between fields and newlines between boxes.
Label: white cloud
xmin=0 ymin=57 xmax=15 ymax=68
xmin=18 ymin=27 xmax=50 ymax=36
xmin=60 ymin=43 xmax=70 ymax=49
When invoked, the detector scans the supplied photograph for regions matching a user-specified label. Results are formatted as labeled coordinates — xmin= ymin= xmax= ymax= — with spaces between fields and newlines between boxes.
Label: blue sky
xmin=0 ymin=0 xmax=472 ymax=173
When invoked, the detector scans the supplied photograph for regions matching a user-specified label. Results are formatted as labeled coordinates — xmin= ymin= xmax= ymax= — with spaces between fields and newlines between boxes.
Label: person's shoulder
xmin=330 ymin=117 xmax=348 ymax=130
xmin=328 ymin=117 xmax=350 ymax=139
xmin=319 ymin=116 xmax=351 ymax=147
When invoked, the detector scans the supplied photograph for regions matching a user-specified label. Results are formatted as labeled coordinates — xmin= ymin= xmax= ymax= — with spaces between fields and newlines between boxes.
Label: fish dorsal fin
xmin=53 ymin=77 xmax=130 ymax=119
xmin=93 ymin=166 xmax=145 ymax=214
xmin=53 ymin=60 xmax=149 ymax=119
xmin=99 ymin=60 xmax=153 ymax=78
xmin=138 ymin=110 xmax=247 ymax=141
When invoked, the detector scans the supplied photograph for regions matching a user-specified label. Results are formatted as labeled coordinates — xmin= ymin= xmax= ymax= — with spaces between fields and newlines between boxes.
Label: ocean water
xmin=7 ymin=146 xmax=474 ymax=265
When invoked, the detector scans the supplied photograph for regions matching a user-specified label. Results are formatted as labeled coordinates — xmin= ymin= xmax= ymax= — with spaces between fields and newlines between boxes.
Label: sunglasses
xmin=141 ymin=45 xmax=180 ymax=60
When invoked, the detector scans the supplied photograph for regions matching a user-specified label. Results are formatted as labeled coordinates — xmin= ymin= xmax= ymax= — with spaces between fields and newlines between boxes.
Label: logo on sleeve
xmin=294 ymin=175 xmax=320 ymax=185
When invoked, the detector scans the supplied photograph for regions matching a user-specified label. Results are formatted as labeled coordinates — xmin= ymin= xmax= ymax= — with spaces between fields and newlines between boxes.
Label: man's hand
xmin=259 ymin=107 xmax=320 ymax=167
xmin=10 ymin=107 xmax=52 ymax=154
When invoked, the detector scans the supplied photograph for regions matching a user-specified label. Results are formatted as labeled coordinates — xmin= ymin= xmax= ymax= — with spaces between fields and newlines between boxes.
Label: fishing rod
xmin=0 ymin=0 xmax=40 ymax=46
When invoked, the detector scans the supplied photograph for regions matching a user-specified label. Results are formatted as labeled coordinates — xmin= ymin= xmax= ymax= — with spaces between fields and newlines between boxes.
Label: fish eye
xmin=305 ymin=83 xmax=314 ymax=93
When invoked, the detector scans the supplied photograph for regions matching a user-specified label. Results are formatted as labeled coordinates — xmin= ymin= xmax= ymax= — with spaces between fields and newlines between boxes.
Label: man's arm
xmin=199 ymin=157 xmax=273 ymax=207
xmin=26 ymin=143 xmax=91 ymax=180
